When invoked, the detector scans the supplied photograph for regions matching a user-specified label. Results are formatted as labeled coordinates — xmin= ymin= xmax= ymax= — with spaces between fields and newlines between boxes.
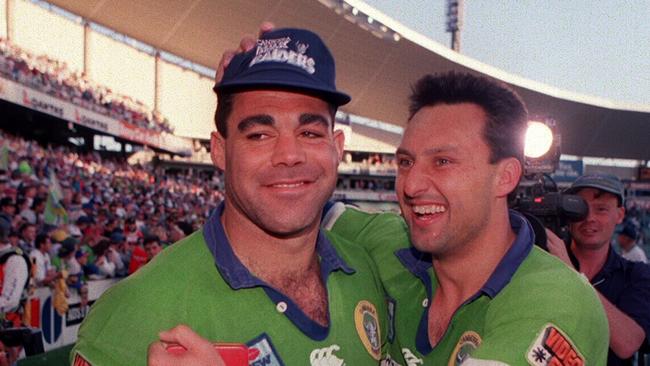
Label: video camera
xmin=509 ymin=118 xmax=588 ymax=250
xmin=0 ymin=325 xmax=44 ymax=356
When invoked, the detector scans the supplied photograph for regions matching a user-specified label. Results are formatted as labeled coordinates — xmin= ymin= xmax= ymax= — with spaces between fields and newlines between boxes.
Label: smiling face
xmin=211 ymin=90 xmax=344 ymax=238
xmin=569 ymin=188 xmax=624 ymax=251
xmin=395 ymin=103 xmax=518 ymax=257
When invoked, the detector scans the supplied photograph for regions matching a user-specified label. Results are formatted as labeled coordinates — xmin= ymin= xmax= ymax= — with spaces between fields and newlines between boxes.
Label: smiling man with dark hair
xmin=72 ymin=28 xmax=399 ymax=366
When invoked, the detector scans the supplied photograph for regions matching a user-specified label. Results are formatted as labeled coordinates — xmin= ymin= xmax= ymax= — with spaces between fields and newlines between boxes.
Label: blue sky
xmin=363 ymin=0 xmax=650 ymax=106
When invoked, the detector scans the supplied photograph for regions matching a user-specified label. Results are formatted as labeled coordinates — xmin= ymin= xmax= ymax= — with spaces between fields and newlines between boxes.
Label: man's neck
xmin=571 ymin=242 xmax=609 ymax=280
xmin=432 ymin=208 xmax=516 ymax=305
xmin=221 ymin=205 xmax=321 ymax=280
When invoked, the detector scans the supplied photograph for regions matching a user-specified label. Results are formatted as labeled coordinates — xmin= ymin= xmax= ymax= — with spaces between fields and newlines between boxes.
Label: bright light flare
xmin=525 ymin=121 xmax=554 ymax=158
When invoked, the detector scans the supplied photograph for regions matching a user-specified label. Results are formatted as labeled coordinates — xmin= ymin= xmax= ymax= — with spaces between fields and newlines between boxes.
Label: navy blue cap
xmin=214 ymin=28 xmax=350 ymax=106
xmin=620 ymin=223 xmax=637 ymax=240
xmin=565 ymin=173 xmax=625 ymax=205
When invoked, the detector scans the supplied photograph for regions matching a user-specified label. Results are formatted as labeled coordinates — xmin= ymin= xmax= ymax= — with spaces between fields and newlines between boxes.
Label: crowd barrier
xmin=23 ymin=279 xmax=118 ymax=352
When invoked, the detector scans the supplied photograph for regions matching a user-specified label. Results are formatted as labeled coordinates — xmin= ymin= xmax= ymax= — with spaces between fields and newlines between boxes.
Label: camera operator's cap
xmin=214 ymin=28 xmax=351 ymax=106
xmin=565 ymin=173 xmax=625 ymax=205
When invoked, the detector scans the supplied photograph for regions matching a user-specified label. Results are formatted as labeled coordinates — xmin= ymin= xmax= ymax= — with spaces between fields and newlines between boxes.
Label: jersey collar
xmin=202 ymin=201 xmax=354 ymax=290
xmin=396 ymin=210 xmax=533 ymax=298
xmin=396 ymin=210 xmax=534 ymax=354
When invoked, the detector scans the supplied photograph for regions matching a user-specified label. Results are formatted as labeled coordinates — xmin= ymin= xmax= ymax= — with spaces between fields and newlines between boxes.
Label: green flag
xmin=44 ymin=172 xmax=68 ymax=226
xmin=0 ymin=144 xmax=8 ymax=171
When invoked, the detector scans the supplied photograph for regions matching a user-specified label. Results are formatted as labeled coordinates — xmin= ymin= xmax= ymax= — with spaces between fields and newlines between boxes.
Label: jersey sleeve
xmin=468 ymin=268 xmax=609 ymax=366
xmin=328 ymin=205 xmax=410 ymax=258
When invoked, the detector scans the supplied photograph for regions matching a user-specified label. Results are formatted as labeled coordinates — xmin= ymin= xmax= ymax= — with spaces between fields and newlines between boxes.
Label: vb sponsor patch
xmin=527 ymin=324 xmax=584 ymax=366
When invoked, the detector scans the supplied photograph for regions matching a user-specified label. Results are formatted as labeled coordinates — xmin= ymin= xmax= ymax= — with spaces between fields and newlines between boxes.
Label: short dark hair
xmin=35 ymin=233 xmax=49 ymax=249
xmin=409 ymin=72 xmax=528 ymax=164
xmin=143 ymin=234 xmax=160 ymax=246
xmin=214 ymin=91 xmax=338 ymax=138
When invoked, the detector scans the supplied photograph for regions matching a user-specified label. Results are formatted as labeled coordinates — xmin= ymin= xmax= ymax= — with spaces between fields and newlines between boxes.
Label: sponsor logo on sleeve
xmin=354 ymin=300 xmax=381 ymax=360
xmin=246 ymin=333 xmax=286 ymax=366
xmin=448 ymin=331 xmax=482 ymax=366
xmin=527 ymin=324 xmax=584 ymax=366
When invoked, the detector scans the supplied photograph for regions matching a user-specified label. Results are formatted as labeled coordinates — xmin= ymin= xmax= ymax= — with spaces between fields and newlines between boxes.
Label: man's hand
xmin=545 ymin=229 xmax=573 ymax=268
xmin=214 ymin=22 xmax=275 ymax=83
xmin=148 ymin=325 xmax=225 ymax=366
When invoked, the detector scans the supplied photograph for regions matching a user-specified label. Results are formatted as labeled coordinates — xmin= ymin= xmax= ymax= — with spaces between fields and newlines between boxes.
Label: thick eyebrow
xmin=395 ymin=147 xmax=413 ymax=157
xmin=395 ymin=145 xmax=459 ymax=157
xmin=237 ymin=115 xmax=274 ymax=132
xmin=299 ymin=113 xmax=331 ymax=129
xmin=422 ymin=146 xmax=459 ymax=155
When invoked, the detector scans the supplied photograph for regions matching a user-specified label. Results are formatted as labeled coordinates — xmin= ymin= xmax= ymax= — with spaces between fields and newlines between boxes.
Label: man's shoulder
xmin=493 ymin=246 xmax=606 ymax=321
xmin=624 ymin=256 xmax=650 ymax=282
xmin=480 ymin=247 xmax=609 ymax=364
xmin=328 ymin=205 xmax=408 ymax=245
xmin=73 ymin=230 xmax=215 ymax=365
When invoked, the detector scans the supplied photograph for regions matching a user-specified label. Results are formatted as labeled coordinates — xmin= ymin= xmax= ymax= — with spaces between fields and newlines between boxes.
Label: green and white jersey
xmin=329 ymin=206 xmax=609 ymax=366
xmin=72 ymin=203 xmax=400 ymax=365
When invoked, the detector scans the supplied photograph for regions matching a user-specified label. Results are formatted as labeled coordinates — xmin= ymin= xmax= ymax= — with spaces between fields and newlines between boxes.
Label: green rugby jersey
xmin=71 ymin=203 xmax=401 ymax=365
xmin=329 ymin=206 xmax=609 ymax=366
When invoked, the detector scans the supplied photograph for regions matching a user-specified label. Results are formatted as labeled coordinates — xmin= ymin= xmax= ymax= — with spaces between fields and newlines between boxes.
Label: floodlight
xmin=525 ymin=121 xmax=554 ymax=158
xmin=523 ymin=118 xmax=561 ymax=175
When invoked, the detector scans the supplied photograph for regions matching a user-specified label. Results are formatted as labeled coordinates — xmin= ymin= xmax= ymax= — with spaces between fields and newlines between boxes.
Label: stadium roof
xmin=48 ymin=0 xmax=650 ymax=160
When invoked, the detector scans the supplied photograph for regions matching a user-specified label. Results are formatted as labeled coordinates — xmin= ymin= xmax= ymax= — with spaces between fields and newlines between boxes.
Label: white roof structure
xmin=48 ymin=0 xmax=650 ymax=160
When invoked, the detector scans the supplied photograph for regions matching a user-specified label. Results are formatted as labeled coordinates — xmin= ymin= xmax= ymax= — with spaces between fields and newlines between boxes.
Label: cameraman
xmin=547 ymin=174 xmax=650 ymax=366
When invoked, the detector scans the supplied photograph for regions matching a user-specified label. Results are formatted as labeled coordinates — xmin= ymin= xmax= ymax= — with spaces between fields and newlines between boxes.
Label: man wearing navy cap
xmin=72 ymin=28 xmax=399 ymax=366
xmin=618 ymin=223 xmax=647 ymax=263
xmin=548 ymin=173 xmax=650 ymax=365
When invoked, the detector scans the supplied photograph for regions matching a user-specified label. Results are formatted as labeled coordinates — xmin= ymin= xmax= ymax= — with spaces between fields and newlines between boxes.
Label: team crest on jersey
xmin=448 ymin=331 xmax=482 ymax=366
xmin=354 ymin=300 xmax=381 ymax=360
xmin=526 ymin=324 xmax=584 ymax=366
xmin=246 ymin=333 xmax=286 ymax=366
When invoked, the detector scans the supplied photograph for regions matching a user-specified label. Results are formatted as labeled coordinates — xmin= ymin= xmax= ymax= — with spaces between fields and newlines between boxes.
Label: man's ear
xmin=494 ymin=157 xmax=522 ymax=198
xmin=210 ymin=131 xmax=226 ymax=171
xmin=333 ymin=129 xmax=345 ymax=161
xmin=616 ymin=207 xmax=625 ymax=225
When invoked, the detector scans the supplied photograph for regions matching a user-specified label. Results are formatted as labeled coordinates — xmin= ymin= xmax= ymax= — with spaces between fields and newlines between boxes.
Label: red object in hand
xmin=166 ymin=343 xmax=249 ymax=366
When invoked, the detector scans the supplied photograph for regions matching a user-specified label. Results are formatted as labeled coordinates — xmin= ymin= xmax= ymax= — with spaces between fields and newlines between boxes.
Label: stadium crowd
xmin=0 ymin=37 xmax=173 ymax=134
xmin=0 ymin=130 xmax=223 ymax=318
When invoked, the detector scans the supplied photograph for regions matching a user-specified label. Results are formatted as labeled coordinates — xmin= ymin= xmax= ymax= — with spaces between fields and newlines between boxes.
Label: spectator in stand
xmin=0 ymin=197 xmax=14 ymax=229
xmin=143 ymin=234 xmax=162 ymax=262
xmin=29 ymin=233 xmax=57 ymax=287
xmin=0 ymin=218 xmax=29 ymax=315
xmin=21 ymin=196 xmax=43 ymax=225
xmin=618 ymin=223 xmax=647 ymax=263
xmin=92 ymin=239 xmax=116 ymax=279
xmin=7 ymin=231 xmax=19 ymax=249
xmin=17 ymin=222 xmax=36 ymax=253
xmin=548 ymin=174 xmax=650 ymax=365
xmin=0 ymin=219 xmax=28 ymax=366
